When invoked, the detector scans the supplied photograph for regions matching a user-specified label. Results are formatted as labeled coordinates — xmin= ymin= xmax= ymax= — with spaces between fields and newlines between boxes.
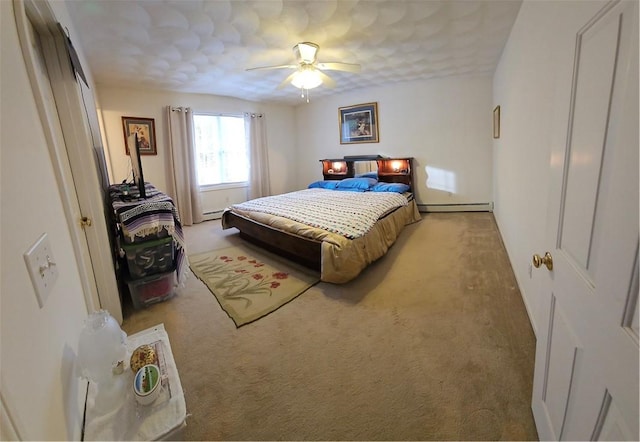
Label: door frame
xmin=13 ymin=0 xmax=122 ymax=323
xmin=0 ymin=376 xmax=28 ymax=440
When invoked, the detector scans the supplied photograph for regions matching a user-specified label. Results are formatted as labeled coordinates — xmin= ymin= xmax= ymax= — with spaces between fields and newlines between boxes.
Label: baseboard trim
xmin=417 ymin=202 xmax=494 ymax=213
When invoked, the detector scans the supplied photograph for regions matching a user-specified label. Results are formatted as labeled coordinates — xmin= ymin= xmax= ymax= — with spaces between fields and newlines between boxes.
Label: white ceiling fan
xmin=246 ymin=42 xmax=361 ymax=99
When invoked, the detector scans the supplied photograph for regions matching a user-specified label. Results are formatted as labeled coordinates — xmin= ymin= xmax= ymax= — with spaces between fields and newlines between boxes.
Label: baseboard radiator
xmin=202 ymin=209 xmax=225 ymax=221
xmin=205 ymin=203 xmax=493 ymax=220
xmin=417 ymin=202 xmax=494 ymax=213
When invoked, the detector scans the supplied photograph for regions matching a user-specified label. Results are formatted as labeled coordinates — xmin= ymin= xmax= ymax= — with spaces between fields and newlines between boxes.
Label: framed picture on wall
xmin=493 ymin=105 xmax=501 ymax=139
xmin=122 ymin=116 xmax=157 ymax=155
xmin=339 ymin=102 xmax=379 ymax=144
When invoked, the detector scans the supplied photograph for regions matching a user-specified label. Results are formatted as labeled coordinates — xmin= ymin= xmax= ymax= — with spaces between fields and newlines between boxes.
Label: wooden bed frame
xmin=222 ymin=156 xmax=414 ymax=272
xmin=222 ymin=210 xmax=323 ymax=270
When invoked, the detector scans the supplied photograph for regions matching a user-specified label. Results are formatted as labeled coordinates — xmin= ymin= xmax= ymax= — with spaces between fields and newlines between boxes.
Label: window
xmin=193 ymin=114 xmax=248 ymax=186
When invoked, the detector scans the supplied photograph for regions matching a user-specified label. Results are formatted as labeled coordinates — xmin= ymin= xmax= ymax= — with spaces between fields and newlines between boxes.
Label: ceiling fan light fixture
xmin=247 ymin=41 xmax=358 ymax=102
xmin=291 ymin=68 xmax=322 ymax=89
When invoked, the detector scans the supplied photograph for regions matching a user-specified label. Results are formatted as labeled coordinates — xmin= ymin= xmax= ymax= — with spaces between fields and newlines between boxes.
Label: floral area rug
xmin=189 ymin=244 xmax=320 ymax=327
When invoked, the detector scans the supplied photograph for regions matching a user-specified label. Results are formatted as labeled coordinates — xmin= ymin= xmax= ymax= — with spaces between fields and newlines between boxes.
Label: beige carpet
xmin=121 ymin=212 xmax=539 ymax=441
xmin=189 ymin=245 xmax=320 ymax=326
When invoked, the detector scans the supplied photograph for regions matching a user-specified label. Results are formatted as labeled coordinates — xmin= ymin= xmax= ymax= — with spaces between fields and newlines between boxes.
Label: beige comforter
xmin=223 ymin=198 xmax=421 ymax=283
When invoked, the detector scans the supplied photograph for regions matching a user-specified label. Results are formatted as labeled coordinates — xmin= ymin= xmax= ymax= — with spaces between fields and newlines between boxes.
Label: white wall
xmin=97 ymin=86 xmax=297 ymax=215
xmin=98 ymin=73 xmax=493 ymax=214
xmin=0 ymin=1 xmax=90 ymax=439
xmin=294 ymin=75 xmax=494 ymax=207
xmin=492 ymin=0 xmax=595 ymax=334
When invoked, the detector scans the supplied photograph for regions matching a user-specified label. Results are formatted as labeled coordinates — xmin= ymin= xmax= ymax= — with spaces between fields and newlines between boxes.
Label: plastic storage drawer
xmin=122 ymin=236 xmax=174 ymax=278
xmin=127 ymin=270 xmax=176 ymax=309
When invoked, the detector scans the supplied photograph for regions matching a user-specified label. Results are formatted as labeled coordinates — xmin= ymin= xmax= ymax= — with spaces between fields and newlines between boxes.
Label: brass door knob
xmin=533 ymin=252 xmax=553 ymax=271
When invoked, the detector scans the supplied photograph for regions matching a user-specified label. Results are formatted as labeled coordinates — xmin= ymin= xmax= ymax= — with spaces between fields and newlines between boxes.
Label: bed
xmin=221 ymin=157 xmax=421 ymax=283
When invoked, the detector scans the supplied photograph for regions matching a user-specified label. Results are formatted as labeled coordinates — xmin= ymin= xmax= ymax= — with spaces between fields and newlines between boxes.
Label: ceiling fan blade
xmin=276 ymin=71 xmax=298 ymax=89
xmin=316 ymin=70 xmax=336 ymax=88
xmin=317 ymin=62 xmax=361 ymax=73
xmin=246 ymin=64 xmax=297 ymax=71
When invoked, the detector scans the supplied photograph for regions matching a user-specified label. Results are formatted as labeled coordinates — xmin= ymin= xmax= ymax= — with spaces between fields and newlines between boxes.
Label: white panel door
xmin=531 ymin=1 xmax=639 ymax=440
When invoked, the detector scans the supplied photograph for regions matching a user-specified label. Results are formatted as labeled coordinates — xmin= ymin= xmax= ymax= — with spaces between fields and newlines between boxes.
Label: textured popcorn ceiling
xmin=65 ymin=0 xmax=522 ymax=105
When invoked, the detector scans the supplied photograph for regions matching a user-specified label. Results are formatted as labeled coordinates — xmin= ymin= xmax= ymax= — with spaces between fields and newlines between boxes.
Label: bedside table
xmin=83 ymin=324 xmax=187 ymax=440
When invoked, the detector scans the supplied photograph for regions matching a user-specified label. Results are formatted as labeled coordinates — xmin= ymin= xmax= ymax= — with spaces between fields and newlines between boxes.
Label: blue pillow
xmin=371 ymin=182 xmax=410 ymax=193
xmin=355 ymin=171 xmax=378 ymax=179
xmin=336 ymin=177 xmax=377 ymax=191
xmin=334 ymin=187 xmax=367 ymax=192
xmin=308 ymin=180 xmax=339 ymax=189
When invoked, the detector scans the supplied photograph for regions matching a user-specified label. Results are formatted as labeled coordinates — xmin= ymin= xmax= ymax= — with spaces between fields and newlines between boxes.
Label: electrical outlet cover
xmin=23 ymin=233 xmax=58 ymax=308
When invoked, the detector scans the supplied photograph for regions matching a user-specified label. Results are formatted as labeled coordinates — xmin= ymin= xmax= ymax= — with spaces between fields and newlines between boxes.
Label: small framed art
xmin=493 ymin=105 xmax=500 ymax=139
xmin=339 ymin=102 xmax=379 ymax=144
xmin=122 ymin=116 xmax=157 ymax=155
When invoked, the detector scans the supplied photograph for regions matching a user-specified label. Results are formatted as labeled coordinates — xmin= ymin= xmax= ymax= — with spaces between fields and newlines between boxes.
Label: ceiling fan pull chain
xmin=300 ymin=87 xmax=310 ymax=103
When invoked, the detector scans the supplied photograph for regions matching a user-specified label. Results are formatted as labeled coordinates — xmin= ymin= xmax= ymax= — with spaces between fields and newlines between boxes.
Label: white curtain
xmin=245 ymin=112 xmax=271 ymax=200
xmin=166 ymin=106 xmax=203 ymax=226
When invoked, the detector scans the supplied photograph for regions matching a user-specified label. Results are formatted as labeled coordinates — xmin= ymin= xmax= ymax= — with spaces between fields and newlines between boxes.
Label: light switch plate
xmin=24 ymin=233 xmax=58 ymax=308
